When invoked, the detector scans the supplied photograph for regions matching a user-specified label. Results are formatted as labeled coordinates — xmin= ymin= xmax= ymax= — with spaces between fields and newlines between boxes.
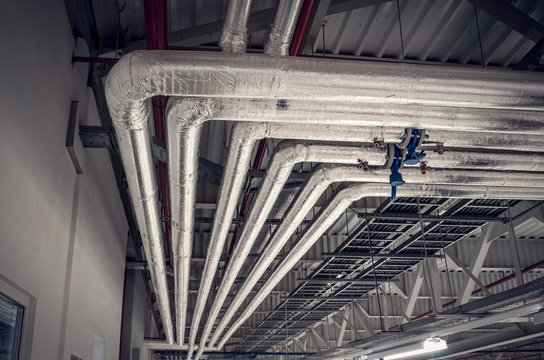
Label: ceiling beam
xmin=466 ymin=0 xmax=544 ymax=43
xmin=121 ymin=8 xmax=275 ymax=52
xmin=514 ymin=35 xmax=544 ymax=70
xmin=327 ymin=0 xmax=394 ymax=15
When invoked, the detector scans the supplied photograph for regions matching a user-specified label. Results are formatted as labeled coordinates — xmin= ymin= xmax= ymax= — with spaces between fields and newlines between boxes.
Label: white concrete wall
xmin=121 ymin=270 xmax=149 ymax=360
xmin=0 ymin=0 xmax=128 ymax=359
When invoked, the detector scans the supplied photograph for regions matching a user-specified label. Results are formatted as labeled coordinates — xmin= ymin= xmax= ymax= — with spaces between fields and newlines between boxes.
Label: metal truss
xmin=229 ymin=197 xmax=525 ymax=353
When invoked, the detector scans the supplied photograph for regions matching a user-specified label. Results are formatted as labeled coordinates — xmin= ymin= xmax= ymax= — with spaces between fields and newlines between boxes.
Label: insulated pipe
xmin=212 ymin=99 xmax=544 ymax=135
xmin=167 ymin=99 xmax=219 ymax=345
xmin=112 ymin=114 xmax=174 ymax=344
xmin=264 ymin=0 xmax=304 ymax=56
xmin=181 ymin=120 xmax=402 ymax=358
xmin=194 ymin=143 xmax=544 ymax=359
xmin=193 ymin=141 xmax=388 ymax=359
xmin=215 ymin=181 xmax=544 ymax=348
xmin=105 ymin=52 xmax=544 ymax=118
xmin=165 ymin=97 xmax=544 ymax=351
xmin=209 ymin=166 xmax=544 ymax=347
xmin=105 ymin=52 xmax=544 ymax=346
xmin=220 ymin=0 xmax=252 ymax=53
xmin=166 ymin=99 xmax=544 ymax=150
xmin=411 ymin=149 xmax=544 ymax=171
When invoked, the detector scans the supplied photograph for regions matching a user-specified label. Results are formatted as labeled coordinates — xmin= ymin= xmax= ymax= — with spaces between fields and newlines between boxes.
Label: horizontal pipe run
xmin=106 ymin=51 xmax=544 ymax=114
xmin=213 ymin=182 xmax=544 ymax=348
xmin=165 ymin=98 xmax=544 ymax=138
xmin=282 ymin=296 xmax=370 ymax=301
xmin=154 ymin=351 xmax=314 ymax=356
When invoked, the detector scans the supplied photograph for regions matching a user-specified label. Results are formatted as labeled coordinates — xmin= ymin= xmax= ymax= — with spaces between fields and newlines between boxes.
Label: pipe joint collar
xmin=220 ymin=28 xmax=248 ymax=53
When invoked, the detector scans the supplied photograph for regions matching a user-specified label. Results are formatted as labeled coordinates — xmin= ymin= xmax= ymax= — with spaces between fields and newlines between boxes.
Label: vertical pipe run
xmin=143 ymin=0 xmax=174 ymax=344
xmin=289 ymin=0 xmax=319 ymax=56
xmin=220 ymin=0 xmax=253 ymax=53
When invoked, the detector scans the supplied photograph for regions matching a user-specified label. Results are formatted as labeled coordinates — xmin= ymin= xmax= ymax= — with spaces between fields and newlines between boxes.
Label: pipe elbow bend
xmin=272 ymin=141 xmax=312 ymax=166
xmin=106 ymin=51 xmax=162 ymax=130
xmin=167 ymin=98 xmax=220 ymax=131
xmin=230 ymin=122 xmax=270 ymax=143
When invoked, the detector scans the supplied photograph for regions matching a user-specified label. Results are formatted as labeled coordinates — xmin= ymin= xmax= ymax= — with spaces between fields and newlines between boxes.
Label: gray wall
xmin=0 ymin=0 xmax=129 ymax=358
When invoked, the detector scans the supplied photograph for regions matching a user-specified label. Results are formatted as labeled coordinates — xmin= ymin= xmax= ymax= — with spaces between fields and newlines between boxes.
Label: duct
xmin=111 ymin=111 xmax=174 ymax=343
xmin=214 ymin=181 xmax=544 ymax=348
xmin=193 ymin=141 xmax=387 ymax=360
xmin=220 ymin=0 xmax=252 ymax=53
xmin=264 ymin=0 xmax=304 ymax=56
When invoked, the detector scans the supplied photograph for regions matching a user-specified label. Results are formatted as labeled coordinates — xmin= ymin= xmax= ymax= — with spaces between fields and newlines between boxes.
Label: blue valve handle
xmin=390 ymin=147 xmax=405 ymax=202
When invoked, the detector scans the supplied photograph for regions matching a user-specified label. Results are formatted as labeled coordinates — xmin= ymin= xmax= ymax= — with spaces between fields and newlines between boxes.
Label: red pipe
xmin=226 ymin=0 xmax=319 ymax=263
xmin=144 ymin=0 xmax=168 ymax=51
xmin=289 ymin=0 xmax=319 ymax=56
xmin=72 ymin=56 xmax=119 ymax=64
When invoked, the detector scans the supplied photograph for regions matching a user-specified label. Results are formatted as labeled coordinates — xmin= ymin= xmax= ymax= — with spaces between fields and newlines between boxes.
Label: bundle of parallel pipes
xmin=104 ymin=0 xmax=544 ymax=358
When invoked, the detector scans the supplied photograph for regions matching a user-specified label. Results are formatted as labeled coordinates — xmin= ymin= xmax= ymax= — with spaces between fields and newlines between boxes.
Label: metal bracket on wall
xmin=66 ymin=101 xmax=84 ymax=174
xmin=78 ymin=125 xmax=224 ymax=186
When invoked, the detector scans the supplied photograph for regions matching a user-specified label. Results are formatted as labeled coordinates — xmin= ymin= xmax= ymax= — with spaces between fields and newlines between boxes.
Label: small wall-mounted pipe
xmin=214 ymin=181 xmax=544 ymax=348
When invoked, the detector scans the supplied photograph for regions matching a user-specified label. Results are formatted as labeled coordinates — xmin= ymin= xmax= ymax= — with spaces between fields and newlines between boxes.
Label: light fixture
xmin=382 ymin=338 xmax=447 ymax=360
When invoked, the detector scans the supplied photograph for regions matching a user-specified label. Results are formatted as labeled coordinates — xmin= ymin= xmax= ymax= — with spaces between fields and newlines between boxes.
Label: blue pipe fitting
xmin=404 ymin=128 xmax=426 ymax=165
xmin=389 ymin=146 xmax=405 ymax=202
